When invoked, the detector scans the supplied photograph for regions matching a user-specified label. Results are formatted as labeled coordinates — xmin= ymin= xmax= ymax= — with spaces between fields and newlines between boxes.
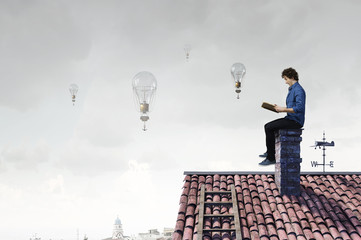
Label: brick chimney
xmin=275 ymin=129 xmax=303 ymax=196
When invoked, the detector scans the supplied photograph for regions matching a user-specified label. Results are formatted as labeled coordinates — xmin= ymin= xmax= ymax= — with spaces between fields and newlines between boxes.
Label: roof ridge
xmin=184 ymin=171 xmax=361 ymax=175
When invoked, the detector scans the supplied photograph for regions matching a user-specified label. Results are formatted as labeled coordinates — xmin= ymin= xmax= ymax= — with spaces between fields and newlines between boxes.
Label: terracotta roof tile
xmin=173 ymin=173 xmax=361 ymax=240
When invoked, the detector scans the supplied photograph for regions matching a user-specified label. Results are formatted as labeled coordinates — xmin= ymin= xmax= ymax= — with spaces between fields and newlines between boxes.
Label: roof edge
xmin=183 ymin=171 xmax=361 ymax=175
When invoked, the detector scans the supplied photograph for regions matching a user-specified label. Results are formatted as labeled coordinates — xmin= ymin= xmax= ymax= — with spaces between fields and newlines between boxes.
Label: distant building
xmin=112 ymin=216 xmax=124 ymax=239
xmin=136 ymin=228 xmax=173 ymax=240
xmin=101 ymin=217 xmax=173 ymax=240
xmin=138 ymin=229 xmax=159 ymax=240
xmin=162 ymin=228 xmax=173 ymax=239
xmin=102 ymin=216 xmax=129 ymax=240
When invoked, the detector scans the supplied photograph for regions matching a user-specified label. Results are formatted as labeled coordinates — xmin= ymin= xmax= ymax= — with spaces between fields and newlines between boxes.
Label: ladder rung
xmin=202 ymin=228 xmax=236 ymax=232
xmin=205 ymin=191 xmax=231 ymax=194
xmin=204 ymin=214 xmax=234 ymax=218
xmin=204 ymin=201 xmax=232 ymax=205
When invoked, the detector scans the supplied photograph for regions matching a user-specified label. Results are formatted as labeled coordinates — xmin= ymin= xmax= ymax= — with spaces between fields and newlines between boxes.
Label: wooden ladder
xmin=197 ymin=184 xmax=242 ymax=240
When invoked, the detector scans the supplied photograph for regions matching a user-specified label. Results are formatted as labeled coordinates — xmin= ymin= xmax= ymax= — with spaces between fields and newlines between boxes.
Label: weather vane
xmin=310 ymin=131 xmax=335 ymax=172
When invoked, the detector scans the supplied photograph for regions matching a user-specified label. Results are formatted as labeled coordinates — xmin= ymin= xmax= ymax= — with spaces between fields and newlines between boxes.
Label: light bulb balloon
xmin=132 ymin=71 xmax=157 ymax=131
xmin=69 ymin=84 xmax=79 ymax=105
xmin=184 ymin=44 xmax=191 ymax=62
xmin=231 ymin=63 xmax=246 ymax=99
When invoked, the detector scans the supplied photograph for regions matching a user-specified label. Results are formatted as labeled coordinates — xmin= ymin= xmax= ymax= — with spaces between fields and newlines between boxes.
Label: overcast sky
xmin=1 ymin=1 xmax=361 ymax=239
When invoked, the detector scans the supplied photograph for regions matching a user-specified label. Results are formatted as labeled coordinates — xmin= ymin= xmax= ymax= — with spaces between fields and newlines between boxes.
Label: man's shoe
xmin=259 ymin=152 xmax=267 ymax=158
xmin=259 ymin=159 xmax=276 ymax=166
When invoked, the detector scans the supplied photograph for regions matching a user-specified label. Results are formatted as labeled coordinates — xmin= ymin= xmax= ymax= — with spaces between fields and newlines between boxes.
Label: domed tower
xmin=112 ymin=216 xmax=124 ymax=240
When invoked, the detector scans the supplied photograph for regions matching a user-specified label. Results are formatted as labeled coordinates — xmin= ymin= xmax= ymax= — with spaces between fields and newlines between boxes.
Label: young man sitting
xmin=259 ymin=67 xmax=306 ymax=166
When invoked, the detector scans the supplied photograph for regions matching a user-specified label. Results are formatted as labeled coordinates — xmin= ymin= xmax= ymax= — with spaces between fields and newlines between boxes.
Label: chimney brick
xmin=275 ymin=129 xmax=303 ymax=196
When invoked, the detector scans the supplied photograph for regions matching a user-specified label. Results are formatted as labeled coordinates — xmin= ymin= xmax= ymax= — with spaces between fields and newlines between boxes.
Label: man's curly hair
xmin=282 ymin=68 xmax=299 ymax=81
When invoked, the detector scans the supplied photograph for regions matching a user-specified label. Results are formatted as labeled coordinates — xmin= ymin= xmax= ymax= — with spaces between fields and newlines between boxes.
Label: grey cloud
xmin=136 ymin=147 xmax=179 ymax=171
xmin=57 ymin=142 xmax=128 ymax=176
xmin=73 ymin=79 xmax=136 ymax=148
xmin=0 ymin=142 xmax=49 ymax=170
xmin=0 ymin=0 xmax=92 ymax=110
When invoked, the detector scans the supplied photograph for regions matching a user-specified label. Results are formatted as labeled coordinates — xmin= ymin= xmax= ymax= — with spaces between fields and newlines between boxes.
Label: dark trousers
xmin=264 ymin=118 xmax=302 ymax=161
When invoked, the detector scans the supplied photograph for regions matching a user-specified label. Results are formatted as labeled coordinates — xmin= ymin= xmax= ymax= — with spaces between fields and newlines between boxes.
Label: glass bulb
xmin=69 ymin=84 xmax=79 ymax=95
xmin=132 ymin=71 xmax=157 ymax=112
xmin=231 ymin=63 xmax=246 ymax=83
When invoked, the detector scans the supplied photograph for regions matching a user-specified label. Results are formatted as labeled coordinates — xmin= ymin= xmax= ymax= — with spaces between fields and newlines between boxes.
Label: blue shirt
xmin=284 ymin=82 xmax=306 ymax=126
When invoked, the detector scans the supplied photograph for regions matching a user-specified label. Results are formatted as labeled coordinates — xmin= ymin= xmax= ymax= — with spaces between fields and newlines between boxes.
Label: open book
xmin=262 ymin=102 xmax=278 ymax=113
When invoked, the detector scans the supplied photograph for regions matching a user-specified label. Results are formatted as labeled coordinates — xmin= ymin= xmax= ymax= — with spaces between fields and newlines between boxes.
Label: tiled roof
xmin=173 ymin=172 xmax=361 ymax=240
